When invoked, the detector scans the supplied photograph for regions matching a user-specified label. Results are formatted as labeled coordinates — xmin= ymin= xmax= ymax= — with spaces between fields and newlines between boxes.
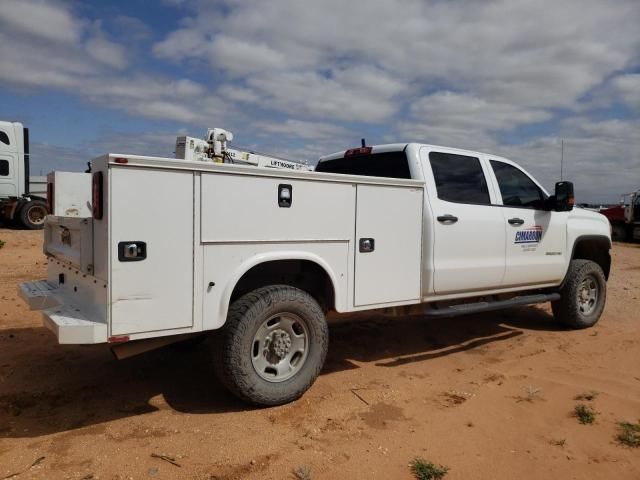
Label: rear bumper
xmin=18 ymin=279 xmax=108 ymax=344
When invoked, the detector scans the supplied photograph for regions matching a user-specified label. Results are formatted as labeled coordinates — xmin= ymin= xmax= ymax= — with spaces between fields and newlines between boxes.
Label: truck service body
xmin=20 ymin=140 xmax=612 ymax=405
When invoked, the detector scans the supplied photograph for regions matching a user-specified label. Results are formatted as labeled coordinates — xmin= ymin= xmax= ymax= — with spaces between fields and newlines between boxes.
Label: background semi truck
xmin=600 ymin=190 xmax=640 ymax=241
xmin=0 ymin=121 xmax=49 ymax=229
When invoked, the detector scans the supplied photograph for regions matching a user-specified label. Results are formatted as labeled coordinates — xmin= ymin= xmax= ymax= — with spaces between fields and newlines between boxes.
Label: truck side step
xmin=42 ymin=305 xmax=108 ymax=344
xmin=18 ymin=280 xmax=60 ymax=310
xmin=424 ymin=293 xmax=561 ymax=319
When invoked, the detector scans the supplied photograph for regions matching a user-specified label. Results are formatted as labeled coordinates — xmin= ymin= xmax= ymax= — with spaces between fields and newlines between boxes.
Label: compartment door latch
xmin=118 ymin=241 xmax=147 ymax=262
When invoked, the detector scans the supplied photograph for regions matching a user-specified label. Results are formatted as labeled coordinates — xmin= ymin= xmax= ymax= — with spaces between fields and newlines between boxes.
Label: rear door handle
xmin=359 ymin=238 xmax=375 ymax=253
xmin=437 ymin=214 xmax=458 ymax=223
xmin=508 ymin=218 xmax=525 ymax=225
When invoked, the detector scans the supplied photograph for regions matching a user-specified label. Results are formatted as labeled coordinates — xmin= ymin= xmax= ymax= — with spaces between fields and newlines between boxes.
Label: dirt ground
xmin=0 ymin=228 xmax=639 ymax=480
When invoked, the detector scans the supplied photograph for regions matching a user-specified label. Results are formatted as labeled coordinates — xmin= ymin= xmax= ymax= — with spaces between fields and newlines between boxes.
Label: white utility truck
xmin=0 ymin=121 xmax=50 ymax=229
xmin=20 ymin=137 xmax=611 ymax=406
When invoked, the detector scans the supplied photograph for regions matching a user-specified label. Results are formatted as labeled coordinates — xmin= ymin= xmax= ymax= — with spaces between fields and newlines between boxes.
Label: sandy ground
xmin=0 ymin=228 xmax=639 ymax=480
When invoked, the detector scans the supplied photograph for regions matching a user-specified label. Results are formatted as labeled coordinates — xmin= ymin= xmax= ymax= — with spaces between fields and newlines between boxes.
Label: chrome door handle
xmin=437 ymin=214 xmax=458 ymax=223
xmin=508 ymin=218 xmax=524 ymax=225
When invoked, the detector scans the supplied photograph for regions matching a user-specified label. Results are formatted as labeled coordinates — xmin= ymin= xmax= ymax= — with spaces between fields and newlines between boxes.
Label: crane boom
xmin=175 ymin=128 xmax=310 ymax=171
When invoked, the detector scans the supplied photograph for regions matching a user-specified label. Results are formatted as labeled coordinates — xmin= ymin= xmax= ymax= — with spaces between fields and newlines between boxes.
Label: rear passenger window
xmin=429 ymin=152 xmax=490 ymax=204
xmin=315 ymin=151 xmax=411 ymax=179
xmin=0 ymin=160 xmax=9 ymax=176
xmin=0 ymin=131 xmax=9 ymax=145
xmin=491 ymin=160 xmax=545 ymax=208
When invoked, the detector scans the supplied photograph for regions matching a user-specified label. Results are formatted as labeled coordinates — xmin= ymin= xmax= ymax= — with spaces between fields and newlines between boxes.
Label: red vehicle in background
xmin=601 ymin=191 xmax=640 ymax=241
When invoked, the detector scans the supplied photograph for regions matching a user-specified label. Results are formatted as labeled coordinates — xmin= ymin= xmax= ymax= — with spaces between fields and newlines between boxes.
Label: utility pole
xmin=560 ymin=139 xmax=564 ymax=181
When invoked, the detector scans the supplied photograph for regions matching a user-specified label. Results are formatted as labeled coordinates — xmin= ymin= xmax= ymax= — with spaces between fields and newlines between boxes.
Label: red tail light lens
xmin=46 ymin=182 xmax=54 ymax=214
xmin=92 ymin=171 xmax=103 ymax=220
xmin=344 ymin=147 xmax=372 ymax=157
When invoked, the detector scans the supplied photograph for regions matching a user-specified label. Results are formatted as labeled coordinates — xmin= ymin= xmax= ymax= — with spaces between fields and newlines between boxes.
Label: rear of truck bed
xmin=20 ymin=153 xmax=424 ymax=344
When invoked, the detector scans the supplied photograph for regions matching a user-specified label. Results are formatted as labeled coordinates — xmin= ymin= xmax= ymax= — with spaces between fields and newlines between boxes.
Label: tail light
xmin=92 ymin=171 xmax=103 ymax=220
xmin=46 ymin=182 xmax=54 ymax=214
xmin=344 ymin=147 xmax=372 ymax=157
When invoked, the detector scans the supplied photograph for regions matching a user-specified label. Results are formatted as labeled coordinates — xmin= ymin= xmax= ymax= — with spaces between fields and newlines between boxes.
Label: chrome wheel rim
xmin=577 ymin=275 xmax=598 ymax=316
xmin=251 ymin=313 xmax=309 ymax=382
xmin=27 ymin=205 xmax=47 ymax=225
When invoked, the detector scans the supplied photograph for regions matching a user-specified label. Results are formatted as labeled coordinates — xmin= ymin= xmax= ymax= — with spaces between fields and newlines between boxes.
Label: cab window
xmin=0 ymin=131 xmax=9 ymax=145
xmin=0 ymin=160 xmax=9 ymax=176
xmin=491 ymin=160 xmax=545 ymax=208
xmin=429 ymin=152 xmax=490 ymax=205
xmin=315 ymin=151 xmax=410 ymax=179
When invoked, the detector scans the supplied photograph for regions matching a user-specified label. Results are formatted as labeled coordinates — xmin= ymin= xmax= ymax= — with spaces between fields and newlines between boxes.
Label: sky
xmin=0 ymin=0 xmax=639 ymax=203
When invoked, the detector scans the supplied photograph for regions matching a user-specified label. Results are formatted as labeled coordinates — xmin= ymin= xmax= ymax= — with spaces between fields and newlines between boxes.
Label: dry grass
xmin=574 ymin=404 xmax=596 ymax=424
xmin=616 ymin=421 xmax=640 ymax=448
xmin=410 ymin=457 xmax=449 ymax=480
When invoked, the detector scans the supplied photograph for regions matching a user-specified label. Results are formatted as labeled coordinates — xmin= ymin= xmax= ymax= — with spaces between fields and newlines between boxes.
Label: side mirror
xmin=554 ymin=181 xmax=574 ymax=212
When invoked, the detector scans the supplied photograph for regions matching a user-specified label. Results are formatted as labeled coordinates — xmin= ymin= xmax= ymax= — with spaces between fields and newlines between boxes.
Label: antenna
xmin=560 ymin=139 xmax=564 ymax=181
xmin=361 ymin=138 xmax=366 ymax=148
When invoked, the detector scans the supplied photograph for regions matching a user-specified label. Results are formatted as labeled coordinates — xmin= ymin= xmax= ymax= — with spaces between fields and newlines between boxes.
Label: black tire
xmin=552 ymin=260 xmax=607 ymax=329
xmin=611 ymin=223 xmax=628 ymax=242
xmin=213 ymin=285 xmax=329 ymax=406
xmin=18 ymin=200 xmax=48 ymax=230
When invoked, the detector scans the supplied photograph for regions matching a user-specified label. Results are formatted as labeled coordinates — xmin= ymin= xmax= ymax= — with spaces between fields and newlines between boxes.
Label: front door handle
xmin=508 ymin=217 xmax=525 ymax=225
xmin=437 ymin=214 xmax=458 ymax=223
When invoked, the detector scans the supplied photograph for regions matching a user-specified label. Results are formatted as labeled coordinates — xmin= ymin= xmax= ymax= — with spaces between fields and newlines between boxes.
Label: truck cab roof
xmin=316 ymin=142 xmax=536 ymax=190
xmin=318 ymin=142 xmax=514 ymax=164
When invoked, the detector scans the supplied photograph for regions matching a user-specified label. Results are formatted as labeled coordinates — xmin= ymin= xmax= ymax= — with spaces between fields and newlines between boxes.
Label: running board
xmin=424 ymin=293 xmax=560 ymax=319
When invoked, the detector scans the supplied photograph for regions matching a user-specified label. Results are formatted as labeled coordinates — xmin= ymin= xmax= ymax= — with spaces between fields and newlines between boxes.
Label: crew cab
xmin=19 ymin=141 xmax=611 ymax=406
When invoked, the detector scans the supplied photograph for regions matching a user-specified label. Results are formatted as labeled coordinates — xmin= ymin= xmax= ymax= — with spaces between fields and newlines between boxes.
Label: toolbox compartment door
xmin=44 ymin=216 xmax=93 ymax=273
xmin=110 ymin=168 xmax=194 ymax=335
xmin=354 ymin=185 xmax=423 ymax=306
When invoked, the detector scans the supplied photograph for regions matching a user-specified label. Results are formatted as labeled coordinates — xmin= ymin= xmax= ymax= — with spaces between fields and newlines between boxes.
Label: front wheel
xmin=213 ymin=285 xmax=329 ymax=406
xmin=552 ymin=260 xmax=607 ymax=329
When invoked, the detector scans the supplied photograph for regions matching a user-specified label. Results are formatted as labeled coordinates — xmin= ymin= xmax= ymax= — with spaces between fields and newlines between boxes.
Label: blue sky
xmin=1 ymin=0 xmax=639 ymax=202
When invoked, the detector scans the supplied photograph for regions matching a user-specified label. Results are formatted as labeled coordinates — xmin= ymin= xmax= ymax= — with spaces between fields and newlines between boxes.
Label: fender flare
xmin=561 ymin=234 xmax=612 ymax=287
xmin=218 ymin=250 xmax=343 ymax=322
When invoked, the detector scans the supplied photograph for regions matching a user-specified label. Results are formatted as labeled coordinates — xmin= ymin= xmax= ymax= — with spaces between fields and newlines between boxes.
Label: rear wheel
xmin=18 ymin=200 xmax=48 ymax=229
xmin=552 ymin=260 xmax=606 ymax=329
xmin=611 ymin=223 xmax=628 ymax=241
xmin=213 ymin=285 xmax=329 ymax=406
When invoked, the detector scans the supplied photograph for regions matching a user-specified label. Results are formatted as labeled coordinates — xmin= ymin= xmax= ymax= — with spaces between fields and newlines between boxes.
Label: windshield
xmin=315 ymin=151 xmax=410 ymax=179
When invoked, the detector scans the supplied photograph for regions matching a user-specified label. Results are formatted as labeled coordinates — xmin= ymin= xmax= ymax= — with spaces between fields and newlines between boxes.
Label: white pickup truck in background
xmin=19 ymin=133 xmax=611 ymax=406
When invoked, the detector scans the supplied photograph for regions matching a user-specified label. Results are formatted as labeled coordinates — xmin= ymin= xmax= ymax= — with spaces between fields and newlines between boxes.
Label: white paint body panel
xmin=46 ymin=171 xmax=92 ymax=217
xmin=419 ymin=147 xmax=506 ymax=294
xmin=501 ymin=208 xmax=568 ymax=286
xmin=110 ymin=167 xmax=194 ymax=335
xmin=200 ymin=173 xmax=354 ymax=243
xmin=202 ymin=242 xmax=350 ymax=329
xmin=43 ymin=216 xmax=94 ymax=274
xmin=354 ymin=185 xmax=423 ymax=306
xmin=21 ymin=143 xmax=610 ymax=344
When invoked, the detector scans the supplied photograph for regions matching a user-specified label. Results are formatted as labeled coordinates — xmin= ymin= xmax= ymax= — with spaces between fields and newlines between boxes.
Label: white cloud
xmin=495 ymin=117 xmax=640 ymax=203
xmin=210 ymin=36 xmax=287 ymax=75
xmin=255 ymin=119 xmax=352 ymax=141
xmin=0 ymin=0 xmax=82 ymax=44
xmin=409 ymin=92 xmax=551 ymax=133
xmin=86 ymin=35 xmax=128 ymax=70
xmin=154 ymin=0 xmax=640 ymax=116
xmin=611 ymin=74 xmax=640 ymax=111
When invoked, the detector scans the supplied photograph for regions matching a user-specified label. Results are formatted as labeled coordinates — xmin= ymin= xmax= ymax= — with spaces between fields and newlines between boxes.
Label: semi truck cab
xmin=0 ymin=121 xmax=48 ymax=229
